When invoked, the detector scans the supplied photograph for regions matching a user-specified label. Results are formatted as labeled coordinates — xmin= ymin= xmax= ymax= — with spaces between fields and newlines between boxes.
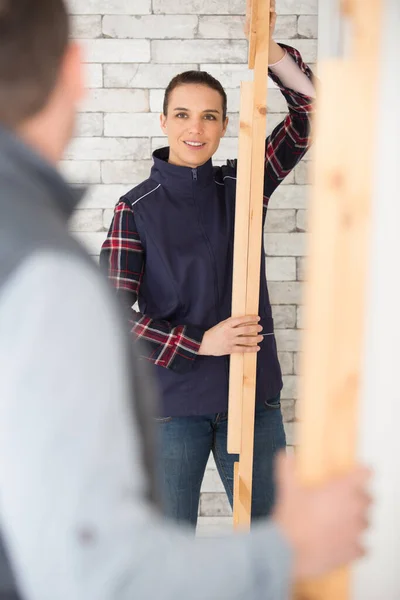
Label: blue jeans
xmin=156 ymin=394 xmax=286 ymax=527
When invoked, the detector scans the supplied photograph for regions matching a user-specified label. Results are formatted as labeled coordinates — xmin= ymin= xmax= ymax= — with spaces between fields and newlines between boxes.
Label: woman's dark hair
xmin=0 ymin=0 xmax=69 ymax=127
xmin=163 ymin=71 xmax=228 ymax=121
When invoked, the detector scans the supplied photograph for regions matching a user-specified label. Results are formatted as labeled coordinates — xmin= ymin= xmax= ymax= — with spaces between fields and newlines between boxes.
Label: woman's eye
xmin=176 ymin=113 xmax=188 ymax=118
xmin=204 ymin=114 xmax=216 ymax=120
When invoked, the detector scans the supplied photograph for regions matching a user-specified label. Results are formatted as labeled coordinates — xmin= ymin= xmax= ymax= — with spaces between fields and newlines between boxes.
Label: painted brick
xmin=150 ymin=90 xmax=166 ymax=113
xmin=67 ymin=0 xmax=151 ymax=15
xmin=201 ymin=469 xmax=225 ymax=493
xmin=198 ymin=15 xmax=298 ymax=40
xmin=297 ymin=305 xmax=305 ymax=329
xmin=272 ymin=305 xmax=297 ymax=329
xmin=266 ymin=256 xmax=296 ymax=282
xmin=199 ymin=493 xmax=232 ymax=517
xmin=268 ymin=185 xmax=310 ymax=210
xmin=101 ymin=160 xmax=153 ymax=184
xmin=73 ymin=232 xmax=107 ymax=256
xmin=274 ymin=15 xmax=298 ymax=39
xmin=105 ymin=113 xmax=162 ymax=138
xmin=265 ymin=233 xmax=308 ymax=257
xmin=297 ymin=257 xmax=308 ymax=281
xmin=103 ymin=209 xmax=114 ymax=230
xmin=82 ymin=89 xmax=149 ymax=113
xmin=275 ymin=329 xmax=303 ymax=352
xmin=69 ymin=209 xmax=103 ymax=232
xmin=60 ymin=161 xmax=101 ymax=184
xmin=83 ymin=64 xmax=103 ymax=89
xmin=294 ymin=160 xmax=312 ymax=185
xmin=267 ymin=89 xmax=291 ymax=113
xmin=65 ymin=138 xmax=150 ymax=161
xmin=198 ymin=16 xmax=246 ymax=39
xmin=282 ymin=375 xmax=298 ymax=400
xmin=284 ymin=422 xmax=297 ymax=446
xmin=281 ymin=399 xmax=296 ymax=422
xmin=298 ymin=15 xmax=319 ymax=39
xmin=296 ymin=209 xmax=308 ymax=231
xmin=265 ymin=209 xmax=296 ymax=233
xmin=294 ymin=352 xmax=303 ymax=376
xmin=277 ymin=0 xmax=318 ymax=15
xmin=81 ymin=39 xmax=150 ymax=63
xmin=103 ymin=15 xmax=198 ymax=39
xmin=70 ymin=15 xmax=102 ymax=39
xmin=269 ymin=282 xmax=303 ymax=305
xmin=151 ymin=40 xmax=248 ymax=64
xmin=76 ymin=113 xmax=104 ymax=137
xmin=278 ymin=352 xmax=294 ymax=375
xmin=104 ymin=64 xmax=197 ymax=89
xmin=153 ymin=0 xmax=245 ymax=15
xmin=80 ymin=185 xmax=131 ymax=209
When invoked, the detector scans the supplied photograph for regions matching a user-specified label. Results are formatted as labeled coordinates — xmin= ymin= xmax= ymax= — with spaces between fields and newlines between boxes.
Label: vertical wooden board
xmin=246 ymin=0 xmax=270 ymax=318
xmin=233 ymin=461 xmax=240 ymax=529
xmin=295 ymin=54 xmax=380 ymax=599
xmin=295 ymin=63 xmax=344 ymax=485
xmin=354 ymin=3 xmax=400 ymax=596
xmin=247 ymin=0 xmax=257 ymax=70
xmin=228 ymin=81 xmax=254 ymax=455
xmin=346 ymin=0 xmax=383 ymax=61
xmin=234 ymin=0 xmax=271 ymax=528
xmin=294 ymin=60 xmax=355 ymax=600
xmin=235 ymin=352 xmax=258 ymax=527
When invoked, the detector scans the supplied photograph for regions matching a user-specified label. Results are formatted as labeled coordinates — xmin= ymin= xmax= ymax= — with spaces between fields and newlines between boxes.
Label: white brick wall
xmin=66 ymin=0 xmax=318 ymax=528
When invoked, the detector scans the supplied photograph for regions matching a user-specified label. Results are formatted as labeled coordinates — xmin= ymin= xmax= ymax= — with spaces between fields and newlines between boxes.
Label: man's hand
xmin=198 ymin=315 xmax=263 ymax=356
xmin=272 ymin=453 xmax=372 ymax=579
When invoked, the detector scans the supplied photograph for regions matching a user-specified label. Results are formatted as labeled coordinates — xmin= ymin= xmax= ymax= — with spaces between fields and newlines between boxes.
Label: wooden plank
xmin=247 ymin=0 xmax=257 ymax=69
xmin=233 ymin=461 xmax=240 ymax=529
xmin=228 ymin=81 xmax=254 ymax=454
xmin=294 ymin=59 xmax=359 ymax=600
xmin=233 ymin=0 xmax=271 ymax=529
xmin=295 ymin=1 xmax=382 ymax=597
xmin=354 ymin=2 xmax=400 ymax=596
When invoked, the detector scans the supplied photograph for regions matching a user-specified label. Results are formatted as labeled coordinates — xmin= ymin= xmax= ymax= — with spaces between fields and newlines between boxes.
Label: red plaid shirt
xmin=100 ymin=45 xmax=314 ymax=372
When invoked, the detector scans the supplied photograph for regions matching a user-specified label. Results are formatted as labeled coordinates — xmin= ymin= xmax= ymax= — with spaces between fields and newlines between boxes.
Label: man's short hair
xmin=0 ymin=0 xmax=69 ymax=128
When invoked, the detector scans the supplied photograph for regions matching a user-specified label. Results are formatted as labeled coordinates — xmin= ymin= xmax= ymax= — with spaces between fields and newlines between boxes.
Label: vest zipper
xmin=192 ymin=179 xmax=221 ymax=326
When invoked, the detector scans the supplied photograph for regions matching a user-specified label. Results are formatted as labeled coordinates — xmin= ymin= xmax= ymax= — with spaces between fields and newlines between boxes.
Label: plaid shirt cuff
xmin=131 ymin=318 xmax=205 ymax=374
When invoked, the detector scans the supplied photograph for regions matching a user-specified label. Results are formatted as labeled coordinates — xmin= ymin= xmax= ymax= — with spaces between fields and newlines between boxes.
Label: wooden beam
xmin=295 ymin=1 xmax=382 ymax=597
xmin=294 ymin=59 xmax=358 ymax=600
xmin=354 ymin=2 xmax=400 ymax=596
xmin=228 ymin=81 xmax=254 ymax=455
xmin=232 ymin=0 xmax=271 ymax=529
xmin=247 ymin=0 xmax=258 ymax=69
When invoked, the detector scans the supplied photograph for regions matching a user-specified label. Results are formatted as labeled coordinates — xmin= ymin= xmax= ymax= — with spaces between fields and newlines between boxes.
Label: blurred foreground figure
xmin=0 ymin=2 xmax=370 ymax=599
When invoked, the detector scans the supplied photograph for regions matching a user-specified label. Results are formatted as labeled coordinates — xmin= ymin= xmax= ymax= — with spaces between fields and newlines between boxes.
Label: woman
xmin=100 ymin=8 xmax=315 ymax=527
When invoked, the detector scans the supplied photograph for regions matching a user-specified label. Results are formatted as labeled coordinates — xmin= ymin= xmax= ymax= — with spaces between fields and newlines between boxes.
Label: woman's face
xmin=160 ymin=83 xmax=229 ymax=169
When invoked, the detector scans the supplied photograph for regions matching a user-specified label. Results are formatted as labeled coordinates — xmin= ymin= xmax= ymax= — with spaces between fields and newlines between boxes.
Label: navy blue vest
xmin=124 ymin=148 xmax=283 ymax=417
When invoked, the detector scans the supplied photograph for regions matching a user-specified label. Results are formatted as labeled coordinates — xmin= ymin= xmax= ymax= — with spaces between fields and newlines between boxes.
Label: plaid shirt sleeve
xmin=100 ymin=200 xmax=205 ymax=374
xmin=263 ymin=44 xmax=315 ymax=208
